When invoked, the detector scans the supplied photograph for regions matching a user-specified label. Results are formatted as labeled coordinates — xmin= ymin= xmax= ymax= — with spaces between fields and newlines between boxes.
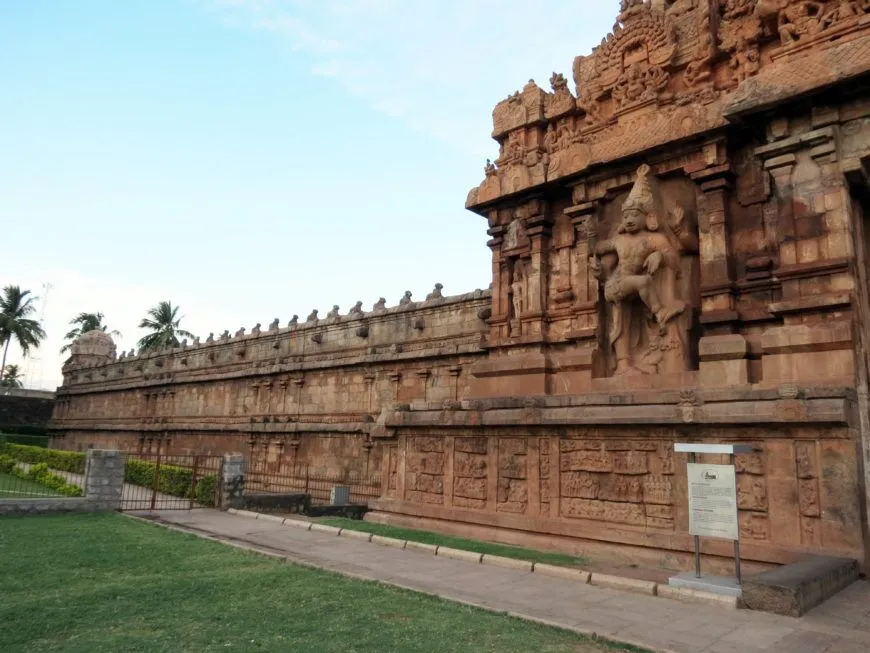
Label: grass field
xmin=319 ymin=516 xmax=588 ymax=568
xmin=0 ymin=471 xmax=62 ymax=497
xmin=0 ymin=513 xmax=645 ymax=653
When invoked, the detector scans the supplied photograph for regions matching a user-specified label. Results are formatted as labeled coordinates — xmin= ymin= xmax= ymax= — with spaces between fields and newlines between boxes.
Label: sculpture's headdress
xmin=621 ymin=163 xmax=659 ymax=230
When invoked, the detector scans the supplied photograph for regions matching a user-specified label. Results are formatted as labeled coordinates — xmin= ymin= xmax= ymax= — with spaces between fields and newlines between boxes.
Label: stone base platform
xmin=741 ymin=555 xmax=859 ymax=617
xmin=668 ymin=572 xmax=743 ymax=598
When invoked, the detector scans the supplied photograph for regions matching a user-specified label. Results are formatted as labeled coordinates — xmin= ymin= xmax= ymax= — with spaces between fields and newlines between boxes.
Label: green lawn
xmin=0 ymin=513 xmax=646 ymax=653
xmin=319 ymin=517 xmax=588 ymax=568
xmin=0 ymin=471 xmax=63 ymax=497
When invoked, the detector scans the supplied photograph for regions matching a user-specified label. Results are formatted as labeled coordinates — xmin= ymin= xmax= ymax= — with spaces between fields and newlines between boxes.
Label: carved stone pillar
xmin=486 ymin=222 xmax=508 ymax=344
xmin=565 ymin=197 xmax=603 ymax=340
xmin=523 ymin=200 xmax=550 ymax=339
xmin=692 ymin=165 xmax=738 ymax=331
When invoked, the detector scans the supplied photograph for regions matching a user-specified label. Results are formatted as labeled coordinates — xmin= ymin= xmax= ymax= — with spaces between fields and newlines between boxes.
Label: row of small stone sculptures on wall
xmin=115 ymin=283 xmax=453 ymax=360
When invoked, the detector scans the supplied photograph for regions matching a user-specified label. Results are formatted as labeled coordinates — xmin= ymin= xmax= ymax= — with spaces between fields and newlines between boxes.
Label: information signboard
xmin=687 ymin=463 xmax=739 ymax=541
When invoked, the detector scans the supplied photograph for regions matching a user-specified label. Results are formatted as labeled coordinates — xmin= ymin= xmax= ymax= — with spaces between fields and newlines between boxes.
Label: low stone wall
xmin=0 ymin=449 xmax=124 ymax=515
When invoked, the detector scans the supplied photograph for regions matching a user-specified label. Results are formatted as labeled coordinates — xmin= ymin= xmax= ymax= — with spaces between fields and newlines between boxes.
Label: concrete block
xmin=283 ymin=518 xmax=313 ymax=531
xmin=742 ymin=555 xmax=858 ymax=616
xmin=533 ymin=564 xmax=590 ymax=583
xmin=309 ymin=523 xmax=342 ymax=536
xmin=256 ymin=513 xmax=285 ymax=524
xmin=481 ymin=554 xmax=533 ymax=572
xmin=371 ymin=535 xmax=407 ymax=549
xmin=656 ymin=584 xmax=740 ymax=608
xmin=590 ymin=573 xmax=657 ymax=595
xmin=405 ymin=541 xmax=438 ymax=555
xmin=437 ymin=547 xmax=482 ymax=563
xmin=339 ymin=529 xmax=373 ymax=543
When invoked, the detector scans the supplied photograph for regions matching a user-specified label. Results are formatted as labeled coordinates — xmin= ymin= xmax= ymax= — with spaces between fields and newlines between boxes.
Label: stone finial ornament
xmin=269 ymin=318 xmax=280 ymax=331
xmin=221 ymin=330 xmax=230 ymax=341
xmin=206 ymin=333 xmax=214 ymax=343
xmin=399 ymin=291 xmax=413 ymax=306
xmin=234 ymin=327 xmax=246 ymax=338
xmin=252 ymin=323 xmax=261 ymax=336
xmin=426 ymin=283 xmax=444 ymax=300
xmin=373 ymin=297 xmax=387 ymax=313
xmin=306 ymin=309 xmax=319 ymax=323
xmin=194 ymin=336 xmax=201 ymax=345
xmin=289 ymin=315 xmax=299 ymax=327
xmin=350 ymin=301 xmax=364 ymax=316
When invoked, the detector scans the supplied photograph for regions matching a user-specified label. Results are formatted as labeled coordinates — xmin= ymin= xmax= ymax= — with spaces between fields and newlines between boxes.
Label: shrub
xmin=0 ymin=454 xmax=15 ymax=474
xmin=9 ymin=461 xmax=83 ymax=497
xmin=0 ymin=443 xmax=85 ymax=474
xmin=195 ymin=475 xmax=218 ymax=507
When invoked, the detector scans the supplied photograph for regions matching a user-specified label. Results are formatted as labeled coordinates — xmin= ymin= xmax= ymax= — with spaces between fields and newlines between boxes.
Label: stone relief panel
xmin=559 ymin=438 xmax=676 ymax=530
xmin=735 ymin=445 xmax=771 ymax=541
xmin=497 ymin=438 xmax=528 ymax=513
xmin=453 ymin=437 xmax=488 ymax=509
xmin=404 ymin=436 xmax=445 ymax=505
xmin=591 ymin=165 xmax=700 ymax=377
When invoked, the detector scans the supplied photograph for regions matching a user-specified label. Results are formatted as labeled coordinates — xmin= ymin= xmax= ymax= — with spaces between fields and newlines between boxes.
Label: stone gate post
xmin=221 ymin=453 xmax=246 ymax=509
xmin=84 ymin=450 xmax=125 ymax=510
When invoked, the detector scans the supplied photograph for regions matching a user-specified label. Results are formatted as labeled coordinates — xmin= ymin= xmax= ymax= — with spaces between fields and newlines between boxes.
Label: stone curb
xmin=437 ymin=547 xmax=483 ymax=563
xmin=405 ymin=541 xmax=439 ymax=555
xmin=122 ymin=515 xmax=680 ymax=653
xmin=219 ymin=509 xmax=737 ymax=610
xmin=371 ymin=534 xmax=407 ymax=549
xmin=655 ymin=584 xmax=741 ymax=608
xmin=590 ymin=573 xmax=657 ymax=596
xmin=534 ymin=563 xmax=591 ymax=583
xmin=481 ymin=554 xmax=533 ymax=572
xmin=339 ymin=528 xmax=373 ymax=543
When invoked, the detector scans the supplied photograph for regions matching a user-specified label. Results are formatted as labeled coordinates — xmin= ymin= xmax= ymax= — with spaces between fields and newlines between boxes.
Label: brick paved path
xmin=140 ymin=509 xmax=870 ymax=653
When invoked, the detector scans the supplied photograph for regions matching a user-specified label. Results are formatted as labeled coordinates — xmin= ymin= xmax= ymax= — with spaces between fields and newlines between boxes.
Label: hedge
xmin=0 ymin=443 xmax=86 ymax=474
xmin=0 ymin=460 xmax=83 ymax=496
xmin=125 ymin=459 xmax=218 ymax=507
xmin=0 ymin=433 xmax=50 ymax=448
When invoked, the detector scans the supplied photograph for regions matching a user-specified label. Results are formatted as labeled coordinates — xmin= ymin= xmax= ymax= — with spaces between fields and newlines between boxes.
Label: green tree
xmin=0 ymin=286 xmax=46 ymax=383
xmin=137 ymin=301 xmax=195 ymax=352
xmin=0 ymin=364 xmax=23 ymax=388
xmin=60 ymin=312 xmax=122 ymax=354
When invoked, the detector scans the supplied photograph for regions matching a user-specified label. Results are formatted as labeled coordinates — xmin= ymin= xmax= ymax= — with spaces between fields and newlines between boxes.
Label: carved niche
xmin=591 ymin=164 xmax=700 ymax=377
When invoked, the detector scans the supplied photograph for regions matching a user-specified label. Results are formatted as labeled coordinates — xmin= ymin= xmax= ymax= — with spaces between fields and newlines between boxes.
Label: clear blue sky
xmin=0 ymin=0 xmax=615 ymax=389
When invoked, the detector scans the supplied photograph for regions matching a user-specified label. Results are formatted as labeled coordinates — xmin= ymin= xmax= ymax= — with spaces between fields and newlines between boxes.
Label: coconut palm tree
xmin=0 ymin=364 xmax=23 ymax=388
xmin=60 ymin=312 xmax=122 ymax=354
xmin=137 ymin=301 xmax=195 ymax=352
xmin=0 ymin=286 xmax=46 ymax=383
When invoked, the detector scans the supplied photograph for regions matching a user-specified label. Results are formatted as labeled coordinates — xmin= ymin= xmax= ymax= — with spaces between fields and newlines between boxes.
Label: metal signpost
xmin=674 ymin=443 xmax=754 ymax=589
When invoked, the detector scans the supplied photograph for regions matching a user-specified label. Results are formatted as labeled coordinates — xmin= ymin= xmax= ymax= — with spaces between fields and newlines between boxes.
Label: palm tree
xmin=60 ymin=312 xmax=122 ymax=354
xmin=137 ymin=301 xmax=195 ymax=352
xmin=0 ymin=364 xmax=23 ymax=388
xmin=0 ymin=286 xmax=46 ymax=383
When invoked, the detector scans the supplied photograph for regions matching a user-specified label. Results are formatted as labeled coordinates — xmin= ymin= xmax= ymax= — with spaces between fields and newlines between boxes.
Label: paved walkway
xmin=138 ymin=509 xmax=870 ymax=653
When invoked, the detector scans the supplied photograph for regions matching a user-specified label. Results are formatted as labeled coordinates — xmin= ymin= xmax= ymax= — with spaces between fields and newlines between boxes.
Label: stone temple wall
xmin=51 ymin=1 xmax=870 ymax=572
xmin=51 ymin=290 xmax=492 ymax=479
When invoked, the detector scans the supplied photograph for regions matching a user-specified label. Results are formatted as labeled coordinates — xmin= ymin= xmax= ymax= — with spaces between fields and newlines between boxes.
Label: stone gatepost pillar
xmin=84 ymin=450 xmax=125 ymax=510
xmin=221 ymin=453 xmax=246 ymax=509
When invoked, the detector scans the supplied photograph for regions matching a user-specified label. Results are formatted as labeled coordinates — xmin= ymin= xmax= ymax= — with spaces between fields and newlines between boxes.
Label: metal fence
xmin=120 ymin=452 xmax=224 ymax=511
xmin=244 ymin=462 xmax=381 ymax=506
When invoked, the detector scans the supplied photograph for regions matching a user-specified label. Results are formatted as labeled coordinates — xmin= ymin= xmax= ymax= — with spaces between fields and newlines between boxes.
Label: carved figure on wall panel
xmin=509 ymin=259 xmax=528 ymax=323
xmin=777 ymin=1 xmax=826 ymax=44
xmin=591 ymin=164 xmax=699 ymax=376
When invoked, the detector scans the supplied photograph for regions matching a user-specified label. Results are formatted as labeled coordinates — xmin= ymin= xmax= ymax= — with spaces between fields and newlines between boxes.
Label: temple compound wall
xmin=51 ymin=291 xmax=491 ymax=479
xmin=53 ymin=1 xmax=870 ymax=572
